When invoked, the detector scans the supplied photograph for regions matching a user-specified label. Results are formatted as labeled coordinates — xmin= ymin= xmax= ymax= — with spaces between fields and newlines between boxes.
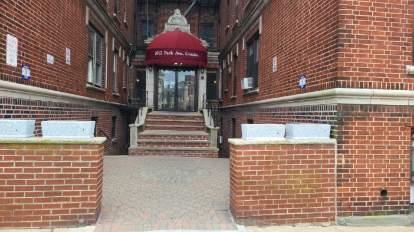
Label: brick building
xmin=1 ymin=0 xmax=413 ymax=223
xmin=0 ymin=0 xmax=135 ymax=154
xmin=218 ymin=0 xmax=414 ymax=217
xmin=132 ymin=0 xmax=220 ymax=111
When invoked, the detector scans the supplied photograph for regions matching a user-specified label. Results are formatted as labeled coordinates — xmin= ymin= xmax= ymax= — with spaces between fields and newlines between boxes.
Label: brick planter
xmin=229 ymin=138 xmax=337 ymax=226
xmin=0 ymin=137 xmax=105 ymax=228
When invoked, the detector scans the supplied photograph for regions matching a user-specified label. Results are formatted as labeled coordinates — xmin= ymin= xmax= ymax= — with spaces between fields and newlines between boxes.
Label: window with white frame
xmin=114 ymin=0 xmax=120 ymax=16
xmin=112 ymin=51 xmax=118 ymax=93
xmin=246 ymin=33 xmax=259 ymax=89
xmin=87 ymin=26 xmax=104 ymax=87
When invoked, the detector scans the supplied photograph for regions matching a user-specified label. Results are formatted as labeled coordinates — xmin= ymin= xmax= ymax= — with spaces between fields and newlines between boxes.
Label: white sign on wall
xmin=272 ymin=56 xmax=277 ymax=73
xmin=6 ymin=34 xmax=18 ymax=67
xmin=46 ymin=54 xmax=54 ymax=64
xmin=65 ymin=48 xmax=71 ymax=65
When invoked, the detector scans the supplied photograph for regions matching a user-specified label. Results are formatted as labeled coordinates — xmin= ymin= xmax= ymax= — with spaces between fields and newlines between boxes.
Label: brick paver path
xmin=95 ymin=156 xmax=237 ymax=231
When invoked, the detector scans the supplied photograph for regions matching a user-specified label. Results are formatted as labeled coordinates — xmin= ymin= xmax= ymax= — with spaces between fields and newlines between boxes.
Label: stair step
xmin=145 ymin=125 xmax=205 ymax=131
xmin=138 ymin=139 xmax=210 ymax=148
xmin=129 ymin=147 xmax=219 ymax=158
xmin=146 ymin=118 xmax=204 ymax=127
xmin=147 ymin=112 xmax=203 ymax=121
xmin=139 ymin=130 xmax=209 ymax=141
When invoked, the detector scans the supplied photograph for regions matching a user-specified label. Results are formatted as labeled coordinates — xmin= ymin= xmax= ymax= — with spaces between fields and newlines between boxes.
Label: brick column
xmin=229 ymin=139 xmax=337 ymax=226
xmin=0 ymin=137 xmax=105 ymax=228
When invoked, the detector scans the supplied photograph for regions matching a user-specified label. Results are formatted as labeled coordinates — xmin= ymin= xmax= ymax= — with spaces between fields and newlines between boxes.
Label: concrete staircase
xmin=129 ymin=111 xmax=218 ymax=158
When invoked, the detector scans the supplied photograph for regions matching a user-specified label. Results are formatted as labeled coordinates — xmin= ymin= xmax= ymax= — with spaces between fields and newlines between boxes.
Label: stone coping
xmin=228 ymin=138 xmax=336 ymax=145
xmin=0 ymin=137 xmax=107 ymax=145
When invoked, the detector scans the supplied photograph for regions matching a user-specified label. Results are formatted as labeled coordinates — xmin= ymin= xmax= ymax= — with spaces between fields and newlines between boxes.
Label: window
xmin=111 ymin=116 xmax=117 ymax=138
xmin=246 ymin=33 xmax=259 ymax=89
xmin=232 ymin=55 xmax=238 ymax=96
xmin=247 ymin=119 xmax=254 ymax=124
xmin=114 ymin=0 xmax=120 ymax=16
xmin=112 ymin=52 xmax=118 ymax=93
xmin=123 ymin=0 xmax=127 ymax=23
xmin=200 ymin=23 xmax=215 ymax=47
xmin=123 ymin=65 xmax=127 ymax=89
xmin=142 ymin=19 xmax=154 ymax=38
xmin=87 ymin=26 xmax=104 ymax=87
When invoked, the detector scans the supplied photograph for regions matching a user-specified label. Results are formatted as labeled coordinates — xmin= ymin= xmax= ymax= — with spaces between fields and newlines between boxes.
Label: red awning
xmin=145 ymin=30 xmax=207 ymax=68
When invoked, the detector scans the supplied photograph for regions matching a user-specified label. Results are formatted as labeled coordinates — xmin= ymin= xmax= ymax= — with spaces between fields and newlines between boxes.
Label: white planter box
xmin=241 ymin=124 xmax=285 ymax=140
xmin=411 ymin=184 xmax=414 ymax=204
xmin=42 ymin=121 xmax=96 ymax=138
xmin=0 ymin=119 xmax=35 ymax=138
xmin=285 ymin=123 xmax=331 ymax=139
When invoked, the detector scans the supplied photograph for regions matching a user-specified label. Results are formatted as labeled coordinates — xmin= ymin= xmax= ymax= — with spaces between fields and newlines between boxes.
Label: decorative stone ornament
xmin=165 ymin=9 xmax=191 ymax=33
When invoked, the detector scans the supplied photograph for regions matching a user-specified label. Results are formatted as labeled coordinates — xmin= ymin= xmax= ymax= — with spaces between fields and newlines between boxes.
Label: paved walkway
xmin=3 ymin=156 xmax=413 ymax=232
xmin=95 ymin=156 xmax=237 ymax=231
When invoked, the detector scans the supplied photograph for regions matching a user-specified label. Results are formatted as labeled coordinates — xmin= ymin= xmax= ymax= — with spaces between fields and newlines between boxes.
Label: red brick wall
xmin=0 ymin=141 xmax=104 ymax=228
xmin=337 ymin=0 xmax=414 ymax=90
xmin=230 ymin=141 xmax=336 ymax=225
xmin=221 ymin=103 xmax=413 ymax=217
xmin=336 ymin=104 xmax=412 ymax=216
xmin=0 ymin=97 xmax=129 ymax=155
xmin=0 ymin=0 xmax=133 ymax=103
xmin=219 ymin=0 xmax=338 ymax=106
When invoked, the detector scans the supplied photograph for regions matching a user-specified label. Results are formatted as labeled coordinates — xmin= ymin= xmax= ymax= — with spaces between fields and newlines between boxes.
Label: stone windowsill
xmin=86 ymin=84 xmax=106 ymax=92
xmin=0 ymin=137 xmax=107 ymax=145
xmin=228 ymin=138 xmax=336 ymax=145
xmin=243 ymin=88 xmax=259 ymax=95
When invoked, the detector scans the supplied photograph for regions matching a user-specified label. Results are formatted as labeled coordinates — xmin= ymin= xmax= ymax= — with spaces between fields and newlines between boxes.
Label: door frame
xmin=154 ymin=67 xmax=199 ymax=112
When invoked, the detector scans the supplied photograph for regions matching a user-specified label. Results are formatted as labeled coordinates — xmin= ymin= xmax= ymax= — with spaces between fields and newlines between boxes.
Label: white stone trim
xmin=0 ymin=137 xmax=107 ymax=145
xmin=221 ymin=88 xmax=414 ymax=109
xmin=228 ymin=138 xmax=336 ymax=145
xmin=0 ymin=80 xmax=126 ymax=108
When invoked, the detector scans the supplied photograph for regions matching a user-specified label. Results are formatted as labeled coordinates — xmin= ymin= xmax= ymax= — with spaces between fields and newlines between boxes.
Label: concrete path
xmin=246 ymin=226 xmax=414 ymax=232
xmin=2 ymin=156 xmax=413 ymax=232
xmin=95 ymin=156 xmax=237 ymax=231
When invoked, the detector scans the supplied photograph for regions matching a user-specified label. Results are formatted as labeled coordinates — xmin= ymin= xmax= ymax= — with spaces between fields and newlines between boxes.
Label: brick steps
xmin=129 ymin=112 xmax=218 ymax=158
xmin=138 ymin=139 xmax=210 ymax=148
xmin=139 ymin=130 xmax=209 ymax=141
xmin=145 ymin=124 xmax=205 ymax=131
xmin=129 ymin=147 xmax=219 ymax=158
xmin=146 ymin=118 xmax=204 ymax=126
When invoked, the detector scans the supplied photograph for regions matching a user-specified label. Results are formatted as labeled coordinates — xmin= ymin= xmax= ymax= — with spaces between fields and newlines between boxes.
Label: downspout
xmin=184 ymin=0 xmax=198 ymax=16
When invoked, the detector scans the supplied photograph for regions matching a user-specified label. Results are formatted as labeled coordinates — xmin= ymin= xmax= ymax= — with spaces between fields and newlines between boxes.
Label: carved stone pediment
xmin=145 ymin=9 xmax=208 ymax=48
xmin=164 ymin=9 xmax=191 ymax=33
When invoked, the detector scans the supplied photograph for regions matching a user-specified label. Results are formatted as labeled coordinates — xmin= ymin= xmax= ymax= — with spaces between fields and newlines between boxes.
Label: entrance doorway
xmin=156 ymin=69 xmax=197 ymax=112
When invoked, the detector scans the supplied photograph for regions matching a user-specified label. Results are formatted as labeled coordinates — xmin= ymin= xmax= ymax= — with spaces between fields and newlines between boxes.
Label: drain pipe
xmin=184 ymin=0 xmax=198 ymax=16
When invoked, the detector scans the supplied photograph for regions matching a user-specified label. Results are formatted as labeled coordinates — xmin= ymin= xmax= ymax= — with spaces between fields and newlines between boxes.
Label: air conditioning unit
xmin=241 ymin=77 xmax=254 ymax=90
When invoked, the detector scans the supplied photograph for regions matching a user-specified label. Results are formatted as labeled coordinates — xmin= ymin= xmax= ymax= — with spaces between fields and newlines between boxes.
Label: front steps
xmin=129 ymin=112 xmax=218 ymax=158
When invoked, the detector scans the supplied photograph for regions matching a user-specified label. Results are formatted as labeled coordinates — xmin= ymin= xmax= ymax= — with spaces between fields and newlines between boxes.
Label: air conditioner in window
xmin=241 ymin=77 xmax=254 ymax=90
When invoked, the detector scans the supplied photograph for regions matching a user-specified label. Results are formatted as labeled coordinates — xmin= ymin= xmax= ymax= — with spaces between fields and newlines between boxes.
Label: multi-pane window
xmin=142 ymin=20 xmax=154 ymax=38
xmin=87 ymin=26 xmax=104 ymax=87
xmin=114 ymin=0 xmax=120 ymax=16
xmin=246 ymin=34 xmax=259 ymax=89
xmin=200 ymin=23 xmax=215 ymax=47
xmin=113 ymin=52 xmax=118 ymax=93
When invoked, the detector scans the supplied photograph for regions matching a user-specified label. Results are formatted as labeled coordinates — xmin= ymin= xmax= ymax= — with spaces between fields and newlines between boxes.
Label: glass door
xmin=158 ymin=70 xmax=176 ymax=111
xmin=177 ymin=70 xmax=196 ymax=112
xmin=157 ymin=69 xmax=196 ymax=112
